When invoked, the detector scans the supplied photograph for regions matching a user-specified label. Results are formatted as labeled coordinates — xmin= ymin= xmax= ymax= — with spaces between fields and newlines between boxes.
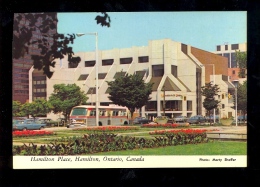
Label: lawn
xmin=92 ymin=141 xmax=247 ymax=155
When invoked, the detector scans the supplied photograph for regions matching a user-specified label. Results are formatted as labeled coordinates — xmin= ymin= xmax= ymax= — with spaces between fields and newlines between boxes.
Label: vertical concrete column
xmin=157 ymin=91 xmax=161 ymax=116
xmin=182 ymin=99 xmax=187 ymax=116
xmin=141 ymin=106 xmax=146 ymax=117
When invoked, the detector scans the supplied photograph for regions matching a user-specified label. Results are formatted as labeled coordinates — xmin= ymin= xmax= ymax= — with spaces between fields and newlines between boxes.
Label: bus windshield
xmin=71 ymin=108 xmax=87 ymax=116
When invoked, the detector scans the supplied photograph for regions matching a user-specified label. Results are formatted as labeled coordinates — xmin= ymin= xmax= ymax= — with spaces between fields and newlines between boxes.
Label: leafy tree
xmin=48 ymin=84 xmax=88 ymax=122
xmin=29 ymin=98 xmax=53 ymax=119
xmin=13 ymin=12 xmax=110 ymax=78
xmin=20 ymin=102 xmax=31 ymax=118
xmin=12 ymin=100 xmax=24 ymax=117
xmin=233 ymin=80 xmax=247 ymax=120
xmin=201 ymin=82 xmax=220 ymax=124
xmin=106 ymin=73 xmax=153 ymax=122
xmin=235 ymin=50 xmax=247 ymax=78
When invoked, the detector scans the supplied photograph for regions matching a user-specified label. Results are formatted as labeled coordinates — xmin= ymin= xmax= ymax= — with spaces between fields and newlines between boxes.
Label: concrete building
xmin=213 ymin=42 xmax=247 ymax=82
xmin=29 ymin=39 xmax=235 ymax=120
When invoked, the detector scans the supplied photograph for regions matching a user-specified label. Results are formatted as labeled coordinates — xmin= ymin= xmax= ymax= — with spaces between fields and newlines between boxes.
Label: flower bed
xmin=73 ymin=126 xmax=140 ymax=132
xmin=149 ymin=128 xmax=219 ymax=135
xmin=13 ymin=130 xmax=54 ymax=137
xmin=13 ymin=130 xmax=210 ymax=155
xmin=142 ymin=123 xmax=189 ymax=128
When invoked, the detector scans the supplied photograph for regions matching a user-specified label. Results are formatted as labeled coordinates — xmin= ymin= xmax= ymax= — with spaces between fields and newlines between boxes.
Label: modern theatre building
xmin=29 ymin=39 xmax=235 ymax=120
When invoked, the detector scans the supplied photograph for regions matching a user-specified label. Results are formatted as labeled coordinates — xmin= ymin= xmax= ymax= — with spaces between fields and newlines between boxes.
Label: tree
xmin=20 ymin=102 xmax=31 ymax=118
xmin=235 ymin=50 xmax=247 ymax=78
xmin=12 ymin=100 xmax=24 ymax=117
xmin=13 ymin=12 xmax=111 ymax=78
xmin=106 ymin=73 xmax=153 ymax=122
xmin=233 ymin=80 xmax=247 ymax=120
xmin=29 ymin=98 xmax=53 ymax=119
xmin=48 ymin=84 xmax=88 ymax=122
xmin=201 ymin=82 xmax=220 ymax=124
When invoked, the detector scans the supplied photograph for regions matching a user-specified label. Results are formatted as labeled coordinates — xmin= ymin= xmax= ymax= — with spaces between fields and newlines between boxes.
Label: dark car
xmin=187 ymin=115 xmax=207 ymax=124
xmin=133 ymin=117 xmax=151 ymax=124
xmin=13 ymin=119 xmax=47 ymax=131
xmin=206 ymin=115 xmax=220 ymax=123
xmin=174 ymin=115 xmax=187 ymax=123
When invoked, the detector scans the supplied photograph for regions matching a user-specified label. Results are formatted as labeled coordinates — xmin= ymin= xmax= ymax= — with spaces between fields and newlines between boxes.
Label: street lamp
xmin=232 ymin=80 xmax=239 ymax=126
xmin=201 ymin=64 xmax=216 ymax=123
xmin=77 ymin=32 xmax=99 ymax=126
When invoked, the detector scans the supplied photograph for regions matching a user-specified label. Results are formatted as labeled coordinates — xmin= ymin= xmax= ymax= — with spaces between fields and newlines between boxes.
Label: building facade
xmin=13 ymin=13 xmax=57 ymax=103
xmin=29 ymin=39 xmax=235 ymax=120
xmin=213 ymin=43 xmax=247 ymax=82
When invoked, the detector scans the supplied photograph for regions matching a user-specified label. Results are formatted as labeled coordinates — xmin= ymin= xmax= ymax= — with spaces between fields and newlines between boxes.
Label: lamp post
xmin=77 ymin=32 xmax=99 ymax=126
xmin=232 ymin=80 xmax=239 ymax=126
xmin=201 ymin=64 xmax=216 ymax=123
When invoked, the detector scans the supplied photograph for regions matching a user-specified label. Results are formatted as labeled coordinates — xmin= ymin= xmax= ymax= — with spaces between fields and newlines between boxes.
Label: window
xmin=225 ymin=45 xmax=228 ymax=50
xmin=231 ymin=53 xmax=237 ymax=68
xmin=138 ymin=56 xmax=149 ymax=63
xmin=120 ymin=57 xmax=132 ymax=64
xmin=102 ymin=59 xmax=113 ymax=66
xmin=152 ymin=65 xmax=164 ymax=77
xmin=98 ymin=73 xmax=107 ymax=79
xmin=217 ymin=45 xmax=221 ymax=51
xmin=232 ymin=70 xmax=235 ymax=74
xmin=222 ymin=104 xmax=225 ymax=109
xmin=223 ymin=53 xmax=230 ymax=66
xmin=231 ymin=44 xmax=239 ymax=50
xmin=78 ymin=74 xmax=89 ymax=81
xmin=171 ymin=65 xmax=177 ymax=77
xmin=85 ymin=60 xmax=96 ymax=67
xmin=114 ymin=72 xmax=126 ymax=79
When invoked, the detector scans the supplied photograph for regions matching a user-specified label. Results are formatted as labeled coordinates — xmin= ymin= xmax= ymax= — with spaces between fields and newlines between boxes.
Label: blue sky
xmin=57 ymin=12 xmax=246 ymax=53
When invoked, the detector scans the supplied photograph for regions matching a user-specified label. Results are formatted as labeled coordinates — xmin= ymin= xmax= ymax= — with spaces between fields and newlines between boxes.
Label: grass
xmin=92 ymin=141 xmax=247 ymax=155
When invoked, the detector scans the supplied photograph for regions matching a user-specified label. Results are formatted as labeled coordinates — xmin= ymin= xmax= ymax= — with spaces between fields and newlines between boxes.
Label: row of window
xmin=216 ymin=44 xmax=239 ymax=51
xmin=81 ymin=56 xmax=149 ymax=68
xmin=13 ymin=79 xmax=28 ymax=83
xmin=33 ymin=88 xmax=46 ymax=92
xmin=14 ymin=90 xmax=29 ymax=94
xmin=13 ymin=85 xmax=29 ymax=89
xmin=33 ymin=80 xmax=46 ymax=85
xmin=13 ymin=73 xmax=28 ymax=78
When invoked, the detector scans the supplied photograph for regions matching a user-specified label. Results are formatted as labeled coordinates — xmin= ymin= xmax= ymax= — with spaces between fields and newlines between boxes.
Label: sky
xmin=57 ymin=12 xmax=247 ymax=53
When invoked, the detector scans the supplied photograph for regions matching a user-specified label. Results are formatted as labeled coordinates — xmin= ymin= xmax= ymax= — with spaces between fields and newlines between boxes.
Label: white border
xmin=13 ymin=155 xmax=247 ymax=169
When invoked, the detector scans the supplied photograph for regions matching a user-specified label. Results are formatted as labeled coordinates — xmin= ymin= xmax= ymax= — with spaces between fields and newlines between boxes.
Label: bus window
xmin=100 ymin=110 xmax=105 ymax=116
xmin=90 ymin=110 xmax=96 ymax=116
xmin=71 ymin=108 xmax=87 ymax=115
xmin=113 ymin=110 xmax=119 ymax=116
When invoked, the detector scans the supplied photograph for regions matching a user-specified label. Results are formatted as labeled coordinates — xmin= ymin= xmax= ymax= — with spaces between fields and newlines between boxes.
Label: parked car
xmin=12 ymin=119 xmax=47 ymax=131
xmin=154 ymin=116 xmax=173 ymax=124
xmin=38 ymin=118 xmax=59 ymax=127
xmin=57 ymin=118 xmax=66 ymax=126
xmin=206 ymin=115 xmax=220 ymax=123
xmin=187 ymin=115 xmax=207 ymax=124
xmin=133 ymin=117 xmax=151 ymax=124
xmin=237 ymin=115 xmax=247 ymax=122
xmin=174 ymin=115 xmax=187 ymax=123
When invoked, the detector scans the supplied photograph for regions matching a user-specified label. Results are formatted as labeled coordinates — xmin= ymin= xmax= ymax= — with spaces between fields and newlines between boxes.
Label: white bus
xmin=68 ymin=105 xmax=129 ymax=128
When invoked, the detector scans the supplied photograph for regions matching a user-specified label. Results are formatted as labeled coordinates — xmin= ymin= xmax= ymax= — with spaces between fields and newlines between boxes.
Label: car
xmin=206 ymin=115 xmax=220 ymax=123
xmin=12 ymin=119 xmax=47 ymax=131
xmin=154 ymin=116 xmax=173 ymax=124
xmin=38 ymin=118 xmax=61 ymax=127
xmin=174 ymin=115 xmax=187 ymax=123
xmin=187 ymin=115 xmax=207 ymax=124
xmin=237 ymin=115 xmax=247 ymax=122
xmin=133 ymin=117 xmax=151 ymax=124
